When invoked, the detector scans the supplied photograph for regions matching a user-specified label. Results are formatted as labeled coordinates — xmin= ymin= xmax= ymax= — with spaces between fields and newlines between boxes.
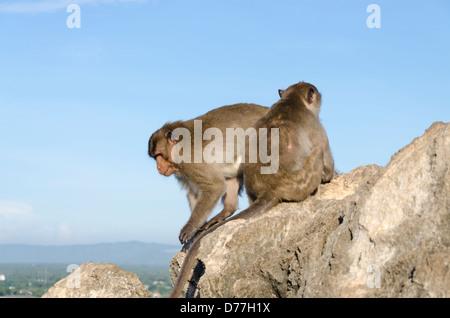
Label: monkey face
xmin=149 ymin=125 xmax=180 ymax=177
xmin=151 ymin=140 xmax=179 ymax=177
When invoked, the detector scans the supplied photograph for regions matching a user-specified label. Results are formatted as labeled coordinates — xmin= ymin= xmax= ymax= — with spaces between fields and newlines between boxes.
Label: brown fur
xmin=170 ymin=82 xmax=334 ymax=298
xmin=148 ymin=103 xmax=268 ymax=245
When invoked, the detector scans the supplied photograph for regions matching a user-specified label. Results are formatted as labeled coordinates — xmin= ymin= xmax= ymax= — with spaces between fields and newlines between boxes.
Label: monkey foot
xmin=180 ymin=218 xmax=228 ymax=251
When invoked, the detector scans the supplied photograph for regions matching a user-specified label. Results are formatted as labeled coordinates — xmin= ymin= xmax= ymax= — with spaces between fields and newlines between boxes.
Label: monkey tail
xmin=169 ymin=195 xmax=279 ymax=298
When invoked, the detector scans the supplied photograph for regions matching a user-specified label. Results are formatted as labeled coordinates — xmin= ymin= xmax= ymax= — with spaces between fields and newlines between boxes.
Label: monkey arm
xmin=186 ymin=190 xmax=198 ymax=212
xmin=180 ymin=186 xmax=224 ymax=244
xmin=178 ymin=167 xmax=226 ymax=245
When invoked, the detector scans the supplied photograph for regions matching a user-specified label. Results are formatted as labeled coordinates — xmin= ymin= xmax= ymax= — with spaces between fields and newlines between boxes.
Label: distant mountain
xmin=0 ymin=241 xmax=179 ymax=266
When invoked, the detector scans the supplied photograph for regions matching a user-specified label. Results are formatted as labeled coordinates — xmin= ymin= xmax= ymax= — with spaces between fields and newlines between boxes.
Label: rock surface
xmin=42 ymin=262 xmax=151 ymax=298
xmin=170 ymin=121 xmax=449 ymax=298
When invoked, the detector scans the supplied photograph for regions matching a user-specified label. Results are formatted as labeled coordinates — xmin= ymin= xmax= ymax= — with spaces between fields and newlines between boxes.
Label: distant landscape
xmin=0 ymin=241 xmax=179 ymax=297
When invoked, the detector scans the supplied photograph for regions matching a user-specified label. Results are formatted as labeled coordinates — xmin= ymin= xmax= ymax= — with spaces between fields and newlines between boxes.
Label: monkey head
xmin=148 ymin=123 xmax=181 ymax=177
xmin=278 ymin=82 xmax=322 ymax=117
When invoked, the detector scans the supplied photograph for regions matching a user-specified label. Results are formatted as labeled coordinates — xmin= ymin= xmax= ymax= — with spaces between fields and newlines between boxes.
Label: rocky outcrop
xmin=170 ymin=121 xmax=449 ymax=298
xmin=42 ymin=262 xmax=151 ymax=298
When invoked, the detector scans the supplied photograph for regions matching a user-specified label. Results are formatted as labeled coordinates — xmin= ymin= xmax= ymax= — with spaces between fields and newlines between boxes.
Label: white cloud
xmin=0 ymin=201 xmax=103 ymax=245
xmin=0 ymin=0 xmax=147 ymax=14
xmin=57 ymin=222 xmax=72 ymax=242
xmin=0 ymin=200 xmax=40 ymax=243
xmin=0 ymin=200 xmax=34 ymax=218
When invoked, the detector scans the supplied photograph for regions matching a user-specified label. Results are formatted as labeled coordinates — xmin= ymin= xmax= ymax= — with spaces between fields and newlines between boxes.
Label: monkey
xmin=148 ymin=103 xmax=269 ymax=246
xmin=169 ymin=82 xmax=334 ymax=298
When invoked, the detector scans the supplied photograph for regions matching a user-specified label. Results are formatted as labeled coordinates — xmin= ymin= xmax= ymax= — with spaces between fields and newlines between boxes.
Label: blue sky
xmin=0 ymin=0 xmax=448 ymax=246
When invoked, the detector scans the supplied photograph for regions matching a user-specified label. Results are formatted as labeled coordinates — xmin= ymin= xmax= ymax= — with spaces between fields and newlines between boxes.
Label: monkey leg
xmin=188 ymin=178 xmax=241 ymax=245
xmin=277 ymin=146 xmax=324 ymax=202
xmin=201 ymin=209 xmax=234 ymax=231
xmin=201 ymin=178 xmax=240 ymax=230
xmin=322 ymin=145 xmax=335 ymax=183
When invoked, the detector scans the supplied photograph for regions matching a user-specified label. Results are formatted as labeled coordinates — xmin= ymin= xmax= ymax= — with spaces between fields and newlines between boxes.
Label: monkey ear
xmin=278 ymin=89 xmax=285 ymax=98
xmin=307 ymin=88 xmax=315 ymax=104
xmin=165 ymin=131 xmax=179 ymax=145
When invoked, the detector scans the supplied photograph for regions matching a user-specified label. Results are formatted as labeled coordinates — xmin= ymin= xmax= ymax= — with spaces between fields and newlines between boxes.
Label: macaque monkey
xmin=170 ymin=82 xmax=335 ymax=298
xmin=148 ymin=103 xmax=268 ymax=245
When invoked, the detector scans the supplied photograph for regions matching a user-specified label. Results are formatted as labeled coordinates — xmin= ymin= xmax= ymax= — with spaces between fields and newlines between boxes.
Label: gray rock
xmin=42 ymin=262 xmax=151 ymax=298
xmin=170 ymin=121 xmax=449 ymax=298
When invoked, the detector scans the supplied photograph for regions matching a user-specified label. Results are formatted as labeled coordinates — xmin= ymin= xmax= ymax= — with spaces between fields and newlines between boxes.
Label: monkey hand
xmin=179 ymin=223 xmax=199 ymax=245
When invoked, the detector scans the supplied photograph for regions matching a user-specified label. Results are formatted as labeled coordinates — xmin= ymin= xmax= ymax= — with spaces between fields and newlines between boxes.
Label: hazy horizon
xmin=0 ymin=239 xmax=177 ymax=246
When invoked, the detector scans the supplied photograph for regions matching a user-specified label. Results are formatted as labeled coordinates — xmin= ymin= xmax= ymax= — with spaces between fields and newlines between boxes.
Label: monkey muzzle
xmin=156 ymin=155 xmax=178 ymax=177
